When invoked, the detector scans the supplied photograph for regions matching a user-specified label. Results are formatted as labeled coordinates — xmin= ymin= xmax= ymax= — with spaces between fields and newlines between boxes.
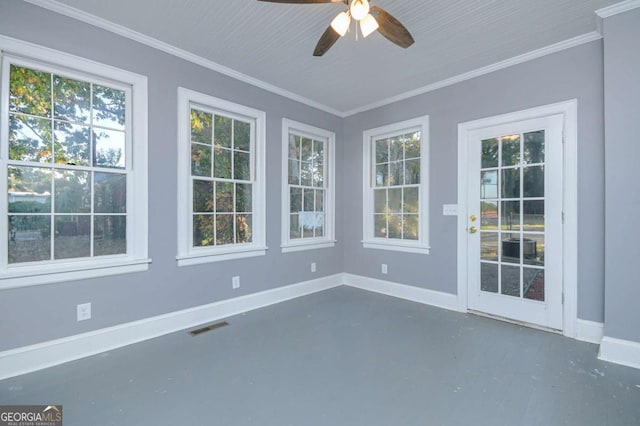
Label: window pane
xmin=54 ymin=121 xmax=90 ymax=166
xmin=524 ymin=131 xmax=544 ymax=164
xmin=389 ymin=161 xmax=402 ymax=186
xmin=54 ymin=215 xmax=90 ymax=259
xmin=388 ymin=214 xmax=402 ymax=239
xmin=92 ymin=85 xmax=125 ymax=131
xmin=404 ymin=134 xmax=420 ymax=159
xmin=9 ymin=114 xmax=53 ymax=163
xmin=302 ymin=213 xmax=314 ymax=238
xmin=313 ymin=164 xmax=324 ymax=188
xmin=301 ymin=161 xmax=312 ymax=187
xmin=54 ymin=76 xmax=90 ymax=123
xmin=236 ymin=183 xmax=252 ymax=213
xmin=403 ymin=187 xmax=419 ymax=213
xmin=233 ymin=151 xmax=251 ymax=181
xmin=290 ymin=187 xmax=302 ymax=213
xmin=388 ymin=188 xmax=402 ymax=213
xmin=374 ymin=214 xmax=387 ymax=238
xmin=10 ymin=65 xmax=51 ymax=117
xmin=191 ymin=143 xmax=212 ymax=177
xmin=214 ymin=116 xmax=232 ymax=148
xmin=288 ymin=134 xmax=300 ymax=160
xmin=55 ymin=170 xmax=90 ymax=213
xmin=215 ymin=182 xmax=233 ymax=212
xmin=501 ymin=168 xmax=520 ymax=199
xmin=501 ymin=135 xmax=520 ymax=166
xmin=389 ymin=137 xmax=403 ymax=162
xmin=193 ymin=180 xmax=213 ymax=213
xmin=313 ymin=140 xmax=324 ymax=164
xmin=234 ymin=120 xmax=251 ymax=151
xmin=8 ymin=215 xmax=51 ymax=263
xmin=315 ymin=189 xmax=325 ymax=212
xmin=236 ymin=214 xmax=252 ymax=243
xmin=93 ymin=128 xmax=125 ymax=168
xmin=303 ymin=188 xmax=314 ymax=212
xmin=8 ymin=166 xmax=52 ymax=213
xmin=213 ymin=147 xmax=232 ymax=179
xmin=374 ymin=189 xmax=387 ymax=213
xmin=215 ymin=214 xmax=234 ymax=245
xmin=375 ymin=164 xmax=388 ymax=187
xmin=375 ymin=139 xmax=388 ymax=164
xmin=94 ymin=173 xmax=126 ymax=213
xmin=290 ymin=214 xmax=301 ymax=239
xmin=190 ymin=109 xmax=212 ymax=144
xmin=94 ymin=215 xmax=126 ymax=256
xmin=288 ymin=159 xmax=300 ymax=185
xmin=481 ymin=138 xmax=499 ymax=168
xmin=301 ymin=138 xmax=313 ymax=162
xmin=193 ymin=214 xmax=213 ymax=247
xmin=313 ymin=214 xmax=325 ymax=238
xmin=404 ymin=159 xmax=420 ymax=185
xmin=403 ymin=214 xmax=419 ymax=240
xmin=523 ymin=166 xmax=544 ymax=198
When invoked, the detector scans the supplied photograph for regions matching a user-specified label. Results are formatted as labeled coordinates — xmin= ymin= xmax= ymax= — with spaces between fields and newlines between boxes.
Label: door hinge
xmin=562 ymin=211 xmax=565 ymax=224
xmin=562 ymin=292 xmax=565 ymax=305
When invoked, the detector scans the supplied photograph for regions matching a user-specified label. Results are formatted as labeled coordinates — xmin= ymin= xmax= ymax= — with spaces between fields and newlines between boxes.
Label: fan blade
xmin=258 ymin=0 xmax=344 ymax=4
xmin=370 ymin=6 xmax=414 ymax=48
xmin=313 ymin=26 xmax=341 ymax=56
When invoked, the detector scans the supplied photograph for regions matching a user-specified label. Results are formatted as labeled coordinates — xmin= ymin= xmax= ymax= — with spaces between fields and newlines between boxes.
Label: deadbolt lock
xmin=470 ymin=215 xmax=477 ymax=222
xmin=469 ymin=226 xmax=477 ymax=234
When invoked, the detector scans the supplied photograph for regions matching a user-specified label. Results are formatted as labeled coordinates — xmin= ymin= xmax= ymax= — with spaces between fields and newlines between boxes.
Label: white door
xmin=465 ymin=114 xmax=564 ymax=330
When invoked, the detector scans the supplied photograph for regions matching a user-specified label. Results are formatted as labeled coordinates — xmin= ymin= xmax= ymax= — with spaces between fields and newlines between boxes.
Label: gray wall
xmin=342 ymin=41 xmax=605 ymax=323
xmin=603 ymin=8 xmax=640 ymax=342
xmin=0 ymin=1 xmax=344 ymax=352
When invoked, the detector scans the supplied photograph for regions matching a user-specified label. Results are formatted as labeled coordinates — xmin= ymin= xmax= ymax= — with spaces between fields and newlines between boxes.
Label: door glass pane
xmin=501 ymin=168 xmax=520 ymax=198
xmin=501 ymin=234 xmax=520 ymax=263
xmin=524 ymin=131 xmax=544 ymax=164
xmin=523 ymin=165 xmax=544 ymax=198
xmin=481 ymin=262 xmax=498 ymax=293
xmin=501 ymin=135 xmax=520 ymax=166
xmin=481 ymin=232 xmax=498 ymax=261
xmin=481 ymin=171 xmax=498 ymax=199
xmin=523 ymin=200 xmax=544 ymax=232
xmin=481 ymin=138 xmax=499 ymax=168
xmin=481 ymin=201 xmax=497 ymax=230
xmin=523 ymin=233 xmax=544 ymax=266
xmin=501 ymin=201 xmax=520 ymax=232
xmin=524 ymin=269 xmax=545 ymax=301
xmin=501 ymin=264 xmax=520 ymax=297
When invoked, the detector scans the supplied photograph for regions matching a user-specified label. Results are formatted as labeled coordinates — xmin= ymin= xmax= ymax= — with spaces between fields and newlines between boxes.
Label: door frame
xmin=456 ymin=100 xmax=578 ymax=338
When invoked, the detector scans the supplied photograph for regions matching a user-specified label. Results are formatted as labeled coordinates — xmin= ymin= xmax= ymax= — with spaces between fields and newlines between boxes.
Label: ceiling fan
xmin=258 ymin=0 xmax=415 ymax=56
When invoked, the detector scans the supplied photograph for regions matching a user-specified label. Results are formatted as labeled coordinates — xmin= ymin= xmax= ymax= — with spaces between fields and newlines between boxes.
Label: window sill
xmin=281 ymin=240 xmax=336 ymax=253
xmin=0 ymin=258 xmax=152 ymax=290
xmin=362 ymin=240 xmax=431 ymax=255
xmin=177 ymin=245 xmax=268 ymax=266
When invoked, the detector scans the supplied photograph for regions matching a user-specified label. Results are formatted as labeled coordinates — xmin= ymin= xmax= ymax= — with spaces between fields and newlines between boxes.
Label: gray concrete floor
xmin=1 ymin=286 xmax=639 ymax=425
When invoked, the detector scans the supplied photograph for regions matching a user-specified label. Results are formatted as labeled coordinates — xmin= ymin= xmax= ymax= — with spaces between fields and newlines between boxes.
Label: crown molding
xmin=596 ymin=0 xmax=640 ymax=18
xmin=341 ymin=31 xmax=603 ymax=117
xmin=22 ymin=0 xmax=344 ymax=117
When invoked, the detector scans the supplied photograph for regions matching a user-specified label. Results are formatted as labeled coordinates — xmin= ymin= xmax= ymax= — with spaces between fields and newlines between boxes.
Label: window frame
xmin=176 ymin=87 xmax=266 ymax=266
xmin=0 ymin=36 xmax=149 ymax=290
xmin=281 ymin=118 xmax=336 ymax=253
xmin=362 ymin=115 xmax=430 ymax=254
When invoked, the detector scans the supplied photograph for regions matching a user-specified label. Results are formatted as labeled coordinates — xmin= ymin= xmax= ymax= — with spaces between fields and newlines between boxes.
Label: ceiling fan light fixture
xmin=360 ymin=13 xmax=379 ymax=38
xmin=349 ymin=0 xmax=370 ymax=21
xmin=330 ymin=11 xmax=350 ymax=37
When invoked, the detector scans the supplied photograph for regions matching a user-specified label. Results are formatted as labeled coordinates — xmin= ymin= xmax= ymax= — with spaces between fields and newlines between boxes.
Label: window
xmin=177 ymin=88 xmax=266 ymax=265
xmin=0 ymin=40 xmax=149 ymax=289
xmin=362 ymin=116 xmax=429 ymax=254
xmin=281 ymin=119 xmax=335 ymax=252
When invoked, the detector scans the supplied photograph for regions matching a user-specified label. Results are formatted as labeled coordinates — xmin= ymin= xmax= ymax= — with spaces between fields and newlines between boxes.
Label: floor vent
xmin=188 ymin=321 xmax=229 ymax=336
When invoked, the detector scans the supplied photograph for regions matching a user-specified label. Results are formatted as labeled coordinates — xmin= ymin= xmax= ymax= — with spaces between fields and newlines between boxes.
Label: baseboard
xmin=598 ymin=336 xmax=640 ymax=370
xmin=343 ymin=273 xmax=458 ymax=311
xmin=575 ymin=319 xmax=604 ymax=344
xmin=0 ymin=274 xmax=343 ymax=380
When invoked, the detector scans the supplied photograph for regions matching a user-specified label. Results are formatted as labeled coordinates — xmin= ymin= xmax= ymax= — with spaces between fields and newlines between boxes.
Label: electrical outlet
xmin=232 ymin=276 xmax=240 ymax=289
xmin=381 ymin=264 xmax=388 ymax=274
xmin=77 ymin=303 xmax=91 ymax=321
xmin=311 ymin=262 xmax=317 ymax=273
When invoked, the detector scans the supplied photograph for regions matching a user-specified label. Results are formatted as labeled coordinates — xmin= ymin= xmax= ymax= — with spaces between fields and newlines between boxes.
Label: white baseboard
xmin=575 ymin=319 xmax=604 ymax=344
xmin=343 ymin=273 xmax=458 ymax=312
xmin=0 ymin=274 xmax=343 ymax=381
xmin=598 ymin=336 xmax=640 ymax=370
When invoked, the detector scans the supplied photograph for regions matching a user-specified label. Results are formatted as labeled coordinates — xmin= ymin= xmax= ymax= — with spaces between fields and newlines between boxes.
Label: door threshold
xmin=468 ymin=309 xmax=562 ymax=335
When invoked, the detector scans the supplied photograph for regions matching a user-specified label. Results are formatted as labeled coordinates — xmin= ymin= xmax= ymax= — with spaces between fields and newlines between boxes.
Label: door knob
xmin=470 ymin=215 xmax=477 ymax=222
xmin=469 ymin=226 xmax=477 ymax=234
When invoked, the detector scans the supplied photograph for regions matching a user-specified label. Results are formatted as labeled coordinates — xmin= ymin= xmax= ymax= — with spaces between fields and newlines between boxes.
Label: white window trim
xmin=362 ymin=115 xmax=430 ymax=254
xmin=0 ymin=35 xmax=149 ymax=290
xmin=176 ymin=88 xmax=267 ymax=266
xmin=281 ymin=118 xmax=336 ymax=253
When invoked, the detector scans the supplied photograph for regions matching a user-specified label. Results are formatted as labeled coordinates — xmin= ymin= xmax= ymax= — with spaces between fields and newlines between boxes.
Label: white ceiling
xmin=31 ymin=0 xmax=618 ymax=115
